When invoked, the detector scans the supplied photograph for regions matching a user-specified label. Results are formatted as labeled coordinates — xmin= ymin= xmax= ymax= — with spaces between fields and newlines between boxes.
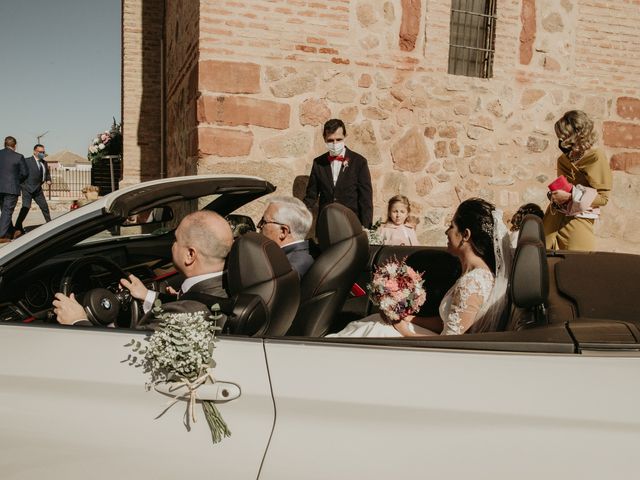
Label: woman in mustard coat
xmin=543 ymin=110 xmax=612 ymax=251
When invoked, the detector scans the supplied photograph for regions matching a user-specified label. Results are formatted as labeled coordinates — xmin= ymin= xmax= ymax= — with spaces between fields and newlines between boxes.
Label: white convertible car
xmin=0 ymin=175 xmax=639 ymax=479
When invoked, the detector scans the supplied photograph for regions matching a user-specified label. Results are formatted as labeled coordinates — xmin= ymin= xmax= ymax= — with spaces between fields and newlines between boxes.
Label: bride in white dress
xmin=328 ymin=198 xmax=512 ymax=338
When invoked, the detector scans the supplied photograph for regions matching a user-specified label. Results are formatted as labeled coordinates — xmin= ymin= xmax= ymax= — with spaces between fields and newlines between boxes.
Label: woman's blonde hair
xmin=554 ymin=110 xmax=597 ymax=158
xmin=386 ymin=195 xmax=411 ymax=222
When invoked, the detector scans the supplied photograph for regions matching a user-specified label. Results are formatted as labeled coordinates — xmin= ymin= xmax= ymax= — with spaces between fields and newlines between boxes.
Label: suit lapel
xmin=334 ymin=149 xmax=351 ymax=190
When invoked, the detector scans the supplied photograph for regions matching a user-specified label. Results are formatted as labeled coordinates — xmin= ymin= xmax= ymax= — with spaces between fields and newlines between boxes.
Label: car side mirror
xmin=226 ymin=214 xmax=256 ymax=238
xmin=123 ymin=206 xmax=174 ymax=226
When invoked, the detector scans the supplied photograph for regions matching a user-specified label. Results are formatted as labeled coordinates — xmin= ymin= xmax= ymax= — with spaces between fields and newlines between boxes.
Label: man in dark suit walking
xmin=0 ymin=136 xmax=28 ymax=240
xmin=15 ymin=143 xmax=52 ymax=234
xmin=53 ymin=210 xmax=233 ymax=328
xmin=259 ymin=196 xmax=314 ymax=279
xmin=303 ymin=118 xmax=373 ymax=228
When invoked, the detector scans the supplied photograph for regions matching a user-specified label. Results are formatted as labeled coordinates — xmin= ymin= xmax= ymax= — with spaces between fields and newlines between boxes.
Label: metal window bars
xmin=448 ymin=0 xmax=497 ymax=78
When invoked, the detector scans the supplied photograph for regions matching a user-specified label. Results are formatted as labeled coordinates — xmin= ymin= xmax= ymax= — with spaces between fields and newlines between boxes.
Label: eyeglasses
xmin=257 ymin=217 xmax=289 ymax=230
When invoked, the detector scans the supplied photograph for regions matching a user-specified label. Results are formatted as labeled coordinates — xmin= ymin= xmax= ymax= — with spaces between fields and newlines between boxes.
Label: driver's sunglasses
xmin=257 ymin=217 xmax=289 ymax=230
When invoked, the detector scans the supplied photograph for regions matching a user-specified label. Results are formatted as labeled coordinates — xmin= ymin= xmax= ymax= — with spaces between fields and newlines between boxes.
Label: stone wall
xmin=137 ymin=0 xmax=640 ymax=252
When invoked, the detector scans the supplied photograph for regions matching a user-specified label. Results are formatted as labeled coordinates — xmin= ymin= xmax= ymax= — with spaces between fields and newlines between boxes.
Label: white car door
xmin=260 ymin=339 xmax=640 ymax=480
xmin=0 ymin=325 xmax=273 ymax=480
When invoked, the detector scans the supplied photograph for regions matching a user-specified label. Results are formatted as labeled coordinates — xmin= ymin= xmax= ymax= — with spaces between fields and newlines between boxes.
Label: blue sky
xmin=0 ymin=0 xmax=120 ymax=157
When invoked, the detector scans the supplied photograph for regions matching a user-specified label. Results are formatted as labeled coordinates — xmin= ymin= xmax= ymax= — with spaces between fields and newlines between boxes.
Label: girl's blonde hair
xmin=554 ymin=110 xmax=597 ymax=158
xmin=386 ymin=195 xmax=411 ymax=223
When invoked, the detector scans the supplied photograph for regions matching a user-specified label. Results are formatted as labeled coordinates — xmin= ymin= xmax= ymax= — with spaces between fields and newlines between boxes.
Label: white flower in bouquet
xmin=125 ymin=303 xmax=231 ymax=445
xmin=98 ymin=143 xmax=105 ymax=150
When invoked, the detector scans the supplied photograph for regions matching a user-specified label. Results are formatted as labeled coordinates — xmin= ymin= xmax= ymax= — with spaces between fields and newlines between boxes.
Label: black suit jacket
xmin=0 ymin=148 xmax=28 ymax=195
xmin=282 ymin=240 xmax=314 ymax=279
xmin=303 ymin=148 xmax=373 ymax=228
xmin=136 ymin=275 xmax=228 ymax=330
xmin=22 ymin=155 xmax=51 ymax=194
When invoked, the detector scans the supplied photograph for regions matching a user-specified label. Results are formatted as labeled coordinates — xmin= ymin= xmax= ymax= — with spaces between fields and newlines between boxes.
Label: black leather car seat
xmin=225 ymin=232 xmax=300 ymax=336
xmin=505 ymin=215 xmax=549 ymax=331
xmin=287 ymin=203 xmax=369 ymax=337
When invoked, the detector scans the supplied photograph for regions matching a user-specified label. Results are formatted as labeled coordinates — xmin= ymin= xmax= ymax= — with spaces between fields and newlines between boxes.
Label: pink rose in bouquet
xmin=367 ymin=256 xmax=426 ymax=325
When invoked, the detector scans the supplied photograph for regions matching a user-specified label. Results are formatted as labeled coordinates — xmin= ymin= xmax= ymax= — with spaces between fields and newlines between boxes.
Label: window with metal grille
xmin=448 ymin=0 xmax=497 ymax=78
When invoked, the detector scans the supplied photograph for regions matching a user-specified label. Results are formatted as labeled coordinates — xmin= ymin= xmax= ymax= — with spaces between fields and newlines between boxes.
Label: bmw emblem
xmin=101 ymin=298 xmax=112 ymax=310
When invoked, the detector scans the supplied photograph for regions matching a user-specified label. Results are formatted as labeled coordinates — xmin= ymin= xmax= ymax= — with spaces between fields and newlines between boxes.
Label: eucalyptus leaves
xmin=125 ymin=303 xmax=231 ymax=444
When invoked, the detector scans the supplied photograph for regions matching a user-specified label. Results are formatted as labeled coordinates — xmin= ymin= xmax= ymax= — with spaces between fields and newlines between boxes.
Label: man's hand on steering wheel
xmin=120 ymin=274 xmax=148 ymax=301
xmin=53 ymin=292 xmax=88 ymax=325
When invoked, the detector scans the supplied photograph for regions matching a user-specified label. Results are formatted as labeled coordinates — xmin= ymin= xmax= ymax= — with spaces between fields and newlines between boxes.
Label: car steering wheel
xmin=59 ymin=256 xmax=140 ymax=327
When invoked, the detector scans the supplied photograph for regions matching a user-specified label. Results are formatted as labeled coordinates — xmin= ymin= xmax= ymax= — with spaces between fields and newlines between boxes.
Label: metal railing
xmin=47 ymin=168 xmax=92 ymax=200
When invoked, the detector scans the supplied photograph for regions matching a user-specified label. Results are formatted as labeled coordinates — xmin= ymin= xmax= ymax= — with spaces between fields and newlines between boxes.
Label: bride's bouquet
xmin=367 ymin=257 xmax=426 ymax=325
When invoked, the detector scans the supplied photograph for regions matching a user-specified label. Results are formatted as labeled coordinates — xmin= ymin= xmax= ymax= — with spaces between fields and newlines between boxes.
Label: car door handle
xmin=155 ymin=381 xmax=241 ymax=403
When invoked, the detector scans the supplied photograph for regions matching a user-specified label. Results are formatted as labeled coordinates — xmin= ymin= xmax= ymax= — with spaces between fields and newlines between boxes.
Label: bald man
xmin=53 ymin=210 xmax=233 ymax=329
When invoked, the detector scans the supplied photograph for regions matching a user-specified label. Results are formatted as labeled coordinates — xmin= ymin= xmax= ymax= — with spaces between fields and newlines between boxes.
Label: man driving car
xmin=53 ymin=210 xmax=233 ymax=328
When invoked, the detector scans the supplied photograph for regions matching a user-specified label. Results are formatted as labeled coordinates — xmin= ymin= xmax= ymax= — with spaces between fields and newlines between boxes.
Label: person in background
xmin=259 ymin=196 xmax=314 ymax=279
xmin=543 ymin=110 xmax=612 ymax=251
xmin=303 ymin=118 xmax=373 ymax=228
xmin=378 ymin=195 xmax=419 ymax=246
xmin=0 ymin=136 xmax=28 ymax=241
xmin=509 ymin=203 xmax=543 ymax=247
xmin=14 ymin=144 xmax=52 ymax=234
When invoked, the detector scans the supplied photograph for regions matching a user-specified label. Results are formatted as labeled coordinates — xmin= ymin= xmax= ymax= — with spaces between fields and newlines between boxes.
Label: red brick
xmin=617 ymin=97 xmax=640 ymax=120
xmin=199 ymin=60 xmax=260 ymax=94
xmin=307 ymin=36 xmax=327 ymax=45
xmin=331 ymin=57 xmax=350 ymax=64
xmin=519 ymin=0 xmax=536 ymax=65
xmin=319 ymin=47 xmax=339 ymax=55
xmin=610 ymin=152 xmax=640 ymax=174
xmin=603 ymin=121 xmax=640 ymax=149
xmin=399 ymin=0 xmax=421 ymax=52
xmin=198 ymin=127 xmax=253 ymax=157
xmin=296 ymin=45 xmax=317 ymax=53
xmin=198 ymin=95 xmax=290 ymax=130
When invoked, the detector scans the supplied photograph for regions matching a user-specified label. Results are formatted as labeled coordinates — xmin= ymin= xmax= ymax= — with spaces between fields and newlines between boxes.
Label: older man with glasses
xmin=14 ymin=143 xmax=52 ymax=234
xmin=258 ymin=196 xmax=314 ymax=279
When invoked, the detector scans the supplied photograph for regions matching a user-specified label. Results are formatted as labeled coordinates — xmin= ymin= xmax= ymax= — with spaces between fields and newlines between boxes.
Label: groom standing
xmin=303 ymin=118 xmax=373 ymax=228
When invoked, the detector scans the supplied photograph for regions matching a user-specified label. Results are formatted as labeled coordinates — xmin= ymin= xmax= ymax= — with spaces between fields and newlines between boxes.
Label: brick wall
xmin=124 ymin=0 xmax=640 ymax=252
xmin=121 ymin=0 xmax=163 ymax=184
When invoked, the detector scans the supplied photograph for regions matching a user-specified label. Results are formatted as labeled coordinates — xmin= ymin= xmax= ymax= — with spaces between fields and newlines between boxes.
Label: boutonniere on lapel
xmin=342 ymin=158 xmax=349 ymax=170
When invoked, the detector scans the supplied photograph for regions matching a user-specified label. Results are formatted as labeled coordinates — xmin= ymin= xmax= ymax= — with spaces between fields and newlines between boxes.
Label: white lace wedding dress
xmin=327 ymin=268 xmax=495 ymax=338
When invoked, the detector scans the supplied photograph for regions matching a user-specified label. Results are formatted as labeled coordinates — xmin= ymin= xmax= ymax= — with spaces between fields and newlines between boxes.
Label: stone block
xmin=527 ymin=136 xmax=549 ymax=153
xmin=260 ymin=131 xmax=311 ymax=159
xmin=327 ymin=84 xmax=358 ymax=103
xmin=424 ymin=126 xmax=436 ymax=138
xmin=542 ymin=12 xmax=563 ymax=33
xmin=339 ymin=106 xmax=359 ymax=123
xmin=617 ymin=97 xmax=640 ymax=120
xmin=435 ymin=141 xmax=448 ymax=158
xmin=415 ymin=176 xmax=434 ymax=196
xmin=519 ymin=0 xmax=536 ymax=65
xmin=356 ymin=1 xmax=378 ymax=27
xmin=363 ymin=106 xmax=389 ymax=120
xmin=198 ymin=127 xmax=253 ymax=157
xmin=199 ymin=60 xmax=260 ymax=94
xmin=198 ymin=95 xmax=290 ymax=130
xmin=299 ymin=98 xmax=331 ymax=126
xmin=270 ymin=74 xmax=316 ymax=98
xmin=603 ymin=122 xmax=640 ymax=149
xmin=469 ymin=156 xmax=494 ymax=176
xmin=453 ymin=103 xmax=471 ymax=116
xmin=358 ymin=74 xmax=373 ymax=88
xmin=610 ymin=152 xmax=640 ymax=174
xmin=391 ymin=128 xmax=429 ymax=172
xmin=521 ymin=88 xmax=545 ymax=107
xmin=438 ymin=125 xmax=457 ymax=138
xmin=469 ymin=115 xmax=494 ymax=131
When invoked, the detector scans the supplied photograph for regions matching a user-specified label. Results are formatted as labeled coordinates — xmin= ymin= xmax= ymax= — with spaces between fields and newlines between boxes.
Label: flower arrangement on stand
xmin=87 ymin=119 xmax=122 ymax=164
xmin=367 ymin=257 xmax=427 ymax=325
xmin=125 ymin=303 xmax=231 ymax=445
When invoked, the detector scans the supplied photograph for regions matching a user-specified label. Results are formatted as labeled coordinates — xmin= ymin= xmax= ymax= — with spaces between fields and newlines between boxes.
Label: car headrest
xmin=227 ymin=232 xmax=294 ymax=293
xmin=518 ymin=214 xmax=544 ymax=246
xmin=317 ymin=203 xmax=363 ymax=250
xmin=226 ymin=231 xmax=300 ymax=336
xmin=510 ymin=239 xmax=548 ymax=308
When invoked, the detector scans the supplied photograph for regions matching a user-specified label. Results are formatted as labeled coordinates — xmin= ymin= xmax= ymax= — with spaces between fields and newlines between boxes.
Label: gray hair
xmin=268 ymin=196 xmax=313 ymax=241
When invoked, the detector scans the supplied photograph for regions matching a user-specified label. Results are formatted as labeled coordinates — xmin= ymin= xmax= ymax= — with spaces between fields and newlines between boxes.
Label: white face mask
xmin=326 ymin=141 xmax=345 ymax=156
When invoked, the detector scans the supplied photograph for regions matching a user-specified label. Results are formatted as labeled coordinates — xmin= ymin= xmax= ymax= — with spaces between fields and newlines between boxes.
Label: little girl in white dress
xmin=328 ymin=198 xmax=511 ymax=338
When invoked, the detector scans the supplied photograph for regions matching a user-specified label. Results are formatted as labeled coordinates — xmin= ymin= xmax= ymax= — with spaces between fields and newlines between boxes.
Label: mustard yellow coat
xmin=543 ymin=148 xmax=612 ymax=251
